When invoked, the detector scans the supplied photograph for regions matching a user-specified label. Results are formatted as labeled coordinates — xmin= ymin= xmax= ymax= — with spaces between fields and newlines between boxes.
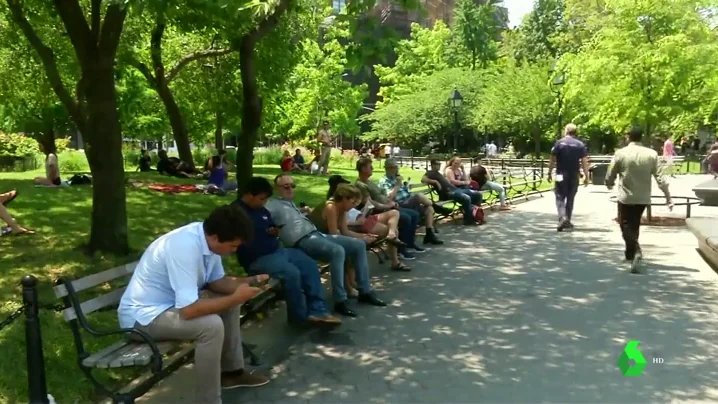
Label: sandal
xmin=2 ymin=190 xmax=17 ymax=207
xmin=12 ymin=228 xmax=35 ymax=236
xmin=386 ymin=237 xmax=406 ymax=248
xmin=391 ymin=262 xmax=412 ymax=272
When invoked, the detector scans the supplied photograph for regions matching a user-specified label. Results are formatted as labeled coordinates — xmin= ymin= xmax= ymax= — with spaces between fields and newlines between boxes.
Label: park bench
xmin=53 ymin=261 xmax=281 ymax=404
xmin=484 ymin=166 xmax=544 ymax=202
xmin=686 ymin=217 xmax=718 ymax=268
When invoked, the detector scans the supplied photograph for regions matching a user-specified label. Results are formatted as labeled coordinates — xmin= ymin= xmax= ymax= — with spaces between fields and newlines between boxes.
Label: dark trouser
xmin=617 ymin=203 xmax=646 ymax=260
xmin=554 ymin=177 xmax=579 ymax=221
xmin=398 ymin=208 xmax=420 ymax=247
xmin=449 ymin=188 xmax=482 ymax=223
xmin=248 ymin=248 xmax=329 ymax=323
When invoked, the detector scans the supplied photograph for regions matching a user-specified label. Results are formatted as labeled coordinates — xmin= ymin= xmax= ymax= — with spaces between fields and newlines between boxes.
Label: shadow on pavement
xmin=223 ymin=207 xmax=718 ymax=404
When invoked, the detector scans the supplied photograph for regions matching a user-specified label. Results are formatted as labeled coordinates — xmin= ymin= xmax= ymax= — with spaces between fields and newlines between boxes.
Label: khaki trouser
xmin=320 ymin=145 xmax=332 ymax=174
xmin=134 ymin=294 xmax=244 ymax=404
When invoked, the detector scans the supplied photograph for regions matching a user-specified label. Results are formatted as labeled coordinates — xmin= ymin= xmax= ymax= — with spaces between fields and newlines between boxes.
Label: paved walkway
xmin=140 ymin=175 xmax=718 ymax=404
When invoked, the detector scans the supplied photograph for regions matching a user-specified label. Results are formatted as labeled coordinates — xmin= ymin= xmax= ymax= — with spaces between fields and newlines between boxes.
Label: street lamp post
xmin=549 ymin=61 xmax=566 ymax=140
xmin=448 ymin=88 xmax=463 ymax=153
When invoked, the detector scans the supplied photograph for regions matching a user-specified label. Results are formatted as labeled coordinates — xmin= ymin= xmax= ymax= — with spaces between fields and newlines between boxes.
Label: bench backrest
xmin=53 ymin=262 xmax=139 ymax=322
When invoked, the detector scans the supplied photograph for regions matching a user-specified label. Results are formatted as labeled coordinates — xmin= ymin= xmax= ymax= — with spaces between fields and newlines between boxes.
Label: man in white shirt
xmin=118 ymin=205 xmax=270 ymax=404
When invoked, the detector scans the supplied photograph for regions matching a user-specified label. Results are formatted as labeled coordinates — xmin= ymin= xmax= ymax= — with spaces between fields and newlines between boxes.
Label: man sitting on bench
xmin=378 ymin=158 xmax=444 ymax=245
xmin=266 ymin=174 xmax=387 ymax=318
xmin=118 ymin=205 xmax=270 ymax=404
xmin=234 ymin=177 xmax=341 ymax=328
xmin=423 ymin=159 xmax=481 ymax=225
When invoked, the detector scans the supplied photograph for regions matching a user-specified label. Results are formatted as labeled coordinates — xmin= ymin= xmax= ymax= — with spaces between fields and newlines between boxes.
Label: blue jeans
xmin=481 ymin=181 xmax=506 ymax=205
xmin=554 ymin=177 xmax=579 ymax=221
xmin=398 ymin=208 xmax=420 ymax=247
xmin=450 ymin=188 xmax=482 ymax=222
xmin=297 ymin=232 xmax=372 ymax=302
xmin=248 ymin=248 xmax=329 ymax=323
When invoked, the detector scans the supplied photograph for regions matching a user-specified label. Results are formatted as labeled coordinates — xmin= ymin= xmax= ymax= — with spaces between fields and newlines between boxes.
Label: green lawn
xmin=0 ymin=161 xmax=550 ymax=403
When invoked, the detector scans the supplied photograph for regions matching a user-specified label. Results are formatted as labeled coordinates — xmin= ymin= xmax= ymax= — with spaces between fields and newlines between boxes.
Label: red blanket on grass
xmin=148 ymin=184 xmax=201 ymax=194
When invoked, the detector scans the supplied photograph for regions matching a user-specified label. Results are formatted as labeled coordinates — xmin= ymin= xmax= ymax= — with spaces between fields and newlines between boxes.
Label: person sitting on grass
xmin=234 ymin=177 xmax=341 ymax=328
xmin=309 ymin=150 xmax=322 ymax=174
xmin=280 ymin=150 xmax=302 ymax=173
xmin=207 ymin=156 xmax=238 ymax=194
xmin=378 ymin=158 xmax=445 ymax=245
xmin=422 ymin=159 xmax=481 ymax=226
xmin=0 ymin=190 xmax=34 ymax=236
xmin=293 ymin=149 xmax=306 ymax=170
xmin=137 ymin=149 xmax=153 ymax=172
xmin=266 ymin=174 xmax=387 ymax=318
xmin=34 ymin=141 xmax=61 ymax=186
xmin=469 ymin=161 xmax=511 ymax=211
xmin=117 ymin=204 xmax=271 ymax=404
xmin=157 ymin=149 xmax=191 ymax=178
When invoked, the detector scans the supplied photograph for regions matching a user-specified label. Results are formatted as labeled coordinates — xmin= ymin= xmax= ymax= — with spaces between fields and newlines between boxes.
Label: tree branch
xmin=52 ymin=0 xmax=93 ymax=67
xmin=244 ymin=0 xmax=292 ymax=44
xmin=129 ymin=59 xmax=157 ymax=88
xmin=98 ymin=3 xmax=127 ymax=60
xmin=150 ymin=14 xmax=167 ymax=83
xmin=166 ymin=48 xmax=234 ymax=83
xmin=91 ymin=0 xmax=101 ymax=45
xmin=6 ymin=0 xmax=86 ymax=133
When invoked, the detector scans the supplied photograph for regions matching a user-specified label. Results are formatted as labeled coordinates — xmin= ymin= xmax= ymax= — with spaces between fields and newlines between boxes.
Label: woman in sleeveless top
xmin=33 ymin=142 xmax=61 ymax=186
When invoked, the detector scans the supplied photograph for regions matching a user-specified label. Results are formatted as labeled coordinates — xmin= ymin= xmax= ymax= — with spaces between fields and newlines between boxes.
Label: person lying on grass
xmin=1 ymin=190 xmax=34 ymax=235
xmin=157 ymin=149 xmax=192 ymax=178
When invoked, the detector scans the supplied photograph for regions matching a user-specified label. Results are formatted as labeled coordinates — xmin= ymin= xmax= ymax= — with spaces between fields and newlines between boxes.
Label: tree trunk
xmin=156 ymin=82 xmax=194 ymax=168
xmin=533 ymin=126 xmax=541 ymax=159
xmin=214 ymin=111 xmax=224 ymax=150
xmin=236 ymin=38 xmax=262 ymax=194
xmin=83 ymin=64 xmax=129 ymax=255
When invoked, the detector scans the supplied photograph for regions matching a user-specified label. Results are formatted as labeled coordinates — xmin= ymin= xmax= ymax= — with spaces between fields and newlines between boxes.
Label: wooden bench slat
xmin=94 ymin=343 xmax=141 ymax=368
xmin=63 ymin=288 xmax=126 ymax=322
xmin=54 ymin=262 xmax=137 ymax=298
xmin=82 ymin=341 xmax=131 ymax=367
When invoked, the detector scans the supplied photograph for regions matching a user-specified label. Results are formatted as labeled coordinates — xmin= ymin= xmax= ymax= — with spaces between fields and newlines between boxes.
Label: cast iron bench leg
xmin=243 ymin=342 xmax=261 ymax=366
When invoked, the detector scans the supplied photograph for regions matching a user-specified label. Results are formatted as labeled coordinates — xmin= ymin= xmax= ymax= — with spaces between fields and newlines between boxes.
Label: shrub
xmin=58 ymin=150 xmax=90 ymax=172
xmin=253 ymin=146 xmax=284 ymax=165
xmin=0 ymin=133 xmax=39 ymax=157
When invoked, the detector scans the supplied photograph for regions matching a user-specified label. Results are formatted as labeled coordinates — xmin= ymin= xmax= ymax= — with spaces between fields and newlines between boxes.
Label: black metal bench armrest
xmin=59 ymin=279 xmax=164 ymax=373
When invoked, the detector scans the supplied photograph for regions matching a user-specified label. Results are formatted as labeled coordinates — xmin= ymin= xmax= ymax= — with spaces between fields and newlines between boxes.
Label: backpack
xmin=69 ymin=174 xmax=92 ymax=186
xmin=472 ymin=205 xmax=486 ymax=224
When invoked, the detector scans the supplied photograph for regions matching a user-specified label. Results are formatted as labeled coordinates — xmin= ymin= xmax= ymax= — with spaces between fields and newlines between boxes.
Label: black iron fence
xmin=0 ymin=276 xmax=65 ymax=404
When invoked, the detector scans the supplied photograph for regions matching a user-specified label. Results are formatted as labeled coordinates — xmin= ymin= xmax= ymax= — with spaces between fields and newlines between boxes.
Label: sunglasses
xmin=279 ymin=184 xmax=296 ymax=189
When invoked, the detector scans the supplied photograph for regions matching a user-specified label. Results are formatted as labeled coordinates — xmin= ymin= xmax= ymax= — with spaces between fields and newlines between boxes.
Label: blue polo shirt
xmin=551 ymin=136 xmax=587 ymax=179
xmin=234 ymin=200 xmax=281 ymax=269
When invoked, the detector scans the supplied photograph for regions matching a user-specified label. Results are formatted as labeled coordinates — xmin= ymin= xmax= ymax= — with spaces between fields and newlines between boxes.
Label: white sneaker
xmin=630 ymin=252 xmax=643 ymax=274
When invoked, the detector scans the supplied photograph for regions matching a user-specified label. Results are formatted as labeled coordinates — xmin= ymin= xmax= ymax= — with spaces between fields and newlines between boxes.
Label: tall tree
xmin=3 ymin=0 xmax=132 ymax=253
xmin=453 ymin=0 xmax=504 ymax=70
xmin=127 ymin=7 xmax=234 ymax=168
xmin=560 ymin=0 xmax=718 ymax=137
xmin=517 ymin=0 xmax=564 ymax=61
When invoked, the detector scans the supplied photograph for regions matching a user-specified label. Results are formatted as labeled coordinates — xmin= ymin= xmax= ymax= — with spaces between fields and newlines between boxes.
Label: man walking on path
xmin=606 ymin=127 xmax=673 ymax=273
xmin=547 ymin=123 xmax=590 ymax=231
xmin=317 ymin=121 xmax=333 ymax=175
